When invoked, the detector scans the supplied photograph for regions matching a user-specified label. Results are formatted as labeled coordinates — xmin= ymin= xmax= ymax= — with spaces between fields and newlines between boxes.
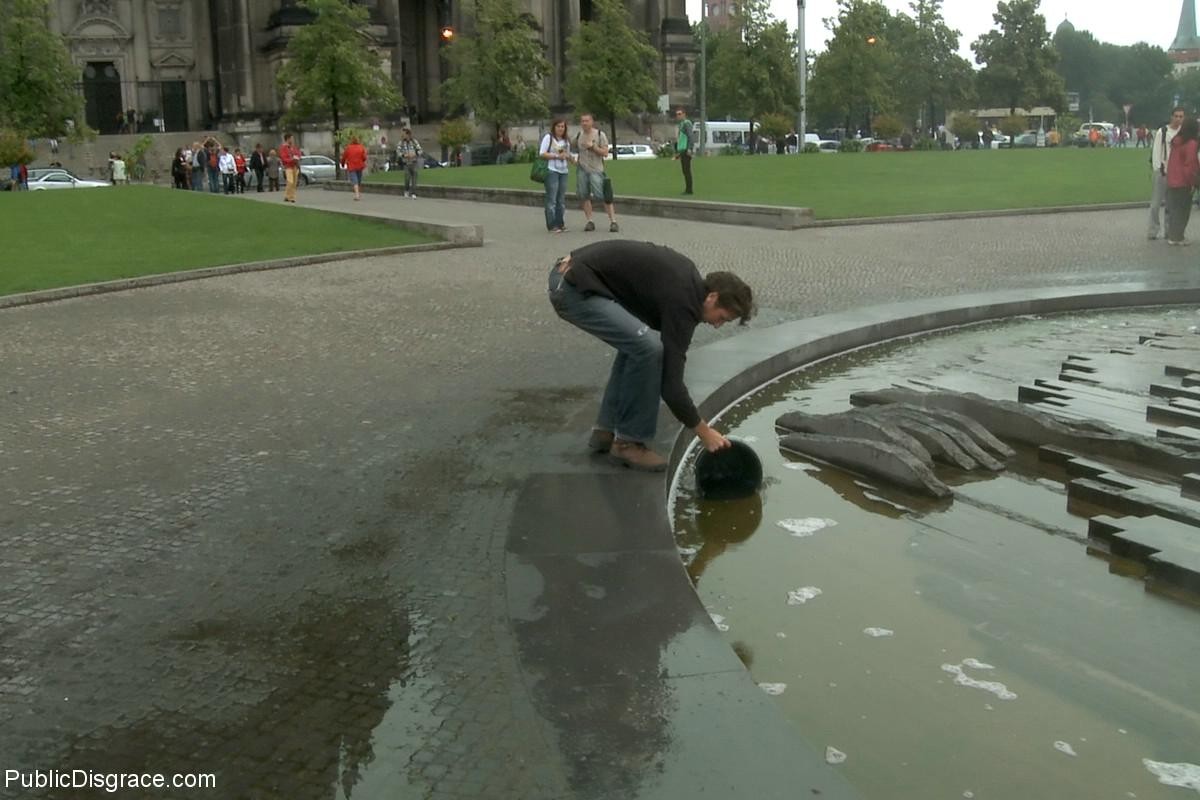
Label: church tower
xmin=1170 ymin=0 xmax=1200 ymax=71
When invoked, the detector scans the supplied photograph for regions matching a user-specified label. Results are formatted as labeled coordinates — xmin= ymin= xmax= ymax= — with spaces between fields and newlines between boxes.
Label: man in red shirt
xmin=279 ymin=133 xmax=302 ymax=203
xmin=340 ymin=134 xmax=368 ymax=201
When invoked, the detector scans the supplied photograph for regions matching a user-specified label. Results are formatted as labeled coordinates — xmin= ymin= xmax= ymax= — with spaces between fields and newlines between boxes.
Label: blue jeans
xmin=548 ymin=262 xmax=662 ymax=441
xmin=544 ymin=170 xmax=567 ymax=230
xmin=207 ymin=167 xmax=220 ymax=193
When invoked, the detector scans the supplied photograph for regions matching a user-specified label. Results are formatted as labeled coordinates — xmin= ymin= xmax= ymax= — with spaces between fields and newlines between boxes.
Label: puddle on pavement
xmin=673 ymin=307 xmax=1200 ymax=799
xmin=40 ymin=597 xmax=415 ymax=799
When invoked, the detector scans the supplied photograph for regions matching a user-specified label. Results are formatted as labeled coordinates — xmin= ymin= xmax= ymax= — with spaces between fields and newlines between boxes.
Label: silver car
xmin=298 ymin=155 xmax=337 ymax=185
xmin=28 ymin=171 xmax=110 ymax=190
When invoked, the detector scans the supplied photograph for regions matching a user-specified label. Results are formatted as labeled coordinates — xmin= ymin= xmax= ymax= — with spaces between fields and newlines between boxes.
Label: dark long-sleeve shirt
xmin=566 ymin=240 xmax=706 ymax=428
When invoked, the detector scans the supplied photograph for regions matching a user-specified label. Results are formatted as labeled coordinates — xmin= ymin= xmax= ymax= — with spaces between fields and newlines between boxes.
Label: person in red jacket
xmin=340 ymin=134 xmax=368 ymax=201
xmin=233 ymin=148 xmax=247 ymax=194
xmin=279 ymin=133 xmax=302 ymax=203
xmin=1165 ymin=116 xmax=1200 ymax=246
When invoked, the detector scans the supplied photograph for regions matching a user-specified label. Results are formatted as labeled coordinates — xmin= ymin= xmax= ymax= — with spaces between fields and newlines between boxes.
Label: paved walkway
xmin=2 ymin=185 xmax=1197 ymax=799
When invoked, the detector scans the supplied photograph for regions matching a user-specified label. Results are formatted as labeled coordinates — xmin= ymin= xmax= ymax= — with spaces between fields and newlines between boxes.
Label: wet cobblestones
xmin=2 ymin=191 xmax=1196 ymax=799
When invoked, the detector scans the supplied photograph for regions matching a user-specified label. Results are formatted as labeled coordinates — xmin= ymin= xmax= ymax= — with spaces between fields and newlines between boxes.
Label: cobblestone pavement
xmin=2 ymin=185 xmax=1197 ymax=800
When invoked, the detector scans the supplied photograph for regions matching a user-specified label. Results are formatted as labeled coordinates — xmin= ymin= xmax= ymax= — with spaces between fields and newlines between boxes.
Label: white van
xmin=699 ymin=121 xmax=759 ymax=153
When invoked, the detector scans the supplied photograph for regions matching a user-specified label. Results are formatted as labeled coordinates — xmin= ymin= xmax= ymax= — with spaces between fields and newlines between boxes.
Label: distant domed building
xmin=1170 ymin=0 xmax=1200 ymax=73
xmin=1055 ymin=16 xmax=1074 ymax=36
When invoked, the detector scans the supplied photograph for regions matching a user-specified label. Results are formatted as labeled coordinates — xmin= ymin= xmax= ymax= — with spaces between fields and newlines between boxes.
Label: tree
xmin=438 ymin=118 xmax=473 ymax=164
xmin=809 ymin=0 xmax=896 ymax=135
xmin=949 ymin=113 xmax=980 ymax=146
xmin=972 ymin=0 xmax=1066 ymax=115
xmin=563 ymin=0 xmax=659 ymax=153
xmin=276 ymin=0 xmax=402 ymax=174
xmin=890 ymin=0 xmax=974 ymax=130
xmin=442 ymin=0 xmax=552 ymax=141
xmin=0 ymin=128 xmax=35 ymax=166
xmin=872 ymin=113 xmax=903 ymax=140
xmin=0 ymin=0 xmax=87 ymax=137
xmin=708 ymin=0 xmax=799 ymax=147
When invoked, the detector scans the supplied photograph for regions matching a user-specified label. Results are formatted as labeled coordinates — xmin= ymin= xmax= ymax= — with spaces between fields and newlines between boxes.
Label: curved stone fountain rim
xmin=669 ymin=283 xmax=1200 ymax=475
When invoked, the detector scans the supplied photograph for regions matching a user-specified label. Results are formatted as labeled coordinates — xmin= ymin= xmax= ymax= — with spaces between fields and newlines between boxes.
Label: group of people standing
xmin=1148 ymin=106 xmax=1200 ymax=246
xmin=538 ymin=114 xmax=619 ymax=234
xmin=170 ymin=134 xmax=304 ymax=202
xmin=534 ymin=109 xmax=695 ymax=234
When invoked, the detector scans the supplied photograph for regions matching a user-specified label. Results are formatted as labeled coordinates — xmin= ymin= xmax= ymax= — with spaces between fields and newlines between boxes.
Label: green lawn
xmin=376 ymin=147 xmax=1154 ymax=219
xmin=0 ymin=187 xmax=437 ymax=296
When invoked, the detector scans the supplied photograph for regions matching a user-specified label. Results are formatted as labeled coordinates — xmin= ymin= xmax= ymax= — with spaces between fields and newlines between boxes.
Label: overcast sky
xmin=682 ymin=0 xmax=1190 ymax=59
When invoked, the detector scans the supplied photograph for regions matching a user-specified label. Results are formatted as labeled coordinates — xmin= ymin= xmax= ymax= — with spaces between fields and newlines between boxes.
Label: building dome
xmin=1056 ymin=16 xmax=1075 ymax=35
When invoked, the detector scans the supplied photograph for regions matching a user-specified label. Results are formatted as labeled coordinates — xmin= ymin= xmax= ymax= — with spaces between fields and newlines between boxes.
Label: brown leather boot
xmin=587 ymin=429 xmax=614 ymax=454
xmin=608 ymin=440 xmax=667 ymax=472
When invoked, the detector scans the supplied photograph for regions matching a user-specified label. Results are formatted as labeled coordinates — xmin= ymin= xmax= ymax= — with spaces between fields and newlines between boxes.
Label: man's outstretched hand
xmin=696 ymin=422 xmax=730 ymax=453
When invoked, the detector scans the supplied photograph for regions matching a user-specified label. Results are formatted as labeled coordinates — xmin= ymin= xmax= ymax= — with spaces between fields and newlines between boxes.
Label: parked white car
xmin=604 ymin=144 xmax=656 ymax=160
xmin=298 ymin=155 xmax=337 ymax=184
xmin=817 ymin=140 xmax=840 ymax=153
xmin=28 ymin=171 xmax=110 ymax=190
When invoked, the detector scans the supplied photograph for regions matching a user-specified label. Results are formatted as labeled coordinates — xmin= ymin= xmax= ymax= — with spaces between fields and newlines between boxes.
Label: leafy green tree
xmin=0 ymin=0 xmax=87 ymax=137
xmin=1177 ymin=70 xmax=1200 ymax=117
xmin=708 ymin=0 xmax=799 ymax=147
xmin=872 ymin=113 xmax=903 ymax=140
xmin=998 ymin=113 xmax=1025 ymax=137
xmin=277 ymin=0 xmax=402 ymax=173
xmin=809 ymin=0 xmax=896 ymax=135
xmin=972 ymin=0 xmax=1066 ymax=115
xmin=442 ymin=0 xmax=552 ymax=141
xmin=438 ymin=118 xmax=473 ymax=164
xmin=889 ymin=0 xmax=974 ymax=130
xmin=0 ymin=128 xmax=35 ymax=166
xmin=1054 ymin=25 xmax=1174 ymax=126
xmin=563 ymin=0 xmax=659 ymax=152
xmin=1109 ymin=43 xmax=1175 ymax=125
xmin=949 ymin=113 xmax=980 ymax=146
xmin=756 ymin=112 xmax=792 ymax=143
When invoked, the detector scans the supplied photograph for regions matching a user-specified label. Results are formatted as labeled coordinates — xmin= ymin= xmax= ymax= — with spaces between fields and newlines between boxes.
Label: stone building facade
xmin=49 ymin=0 xmax=697 ymax=135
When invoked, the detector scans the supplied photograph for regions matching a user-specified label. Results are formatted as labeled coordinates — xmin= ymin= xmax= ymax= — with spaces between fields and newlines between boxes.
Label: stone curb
xmin=333 ymin=180 xmax=1148 ymax=229
xmin=327 ymin=180 xmax=814 ymax=230
xmin=806 ymin=201 xmax=1148 ymax=228
xmin=0 ymin=237 xmax=481 ymax=312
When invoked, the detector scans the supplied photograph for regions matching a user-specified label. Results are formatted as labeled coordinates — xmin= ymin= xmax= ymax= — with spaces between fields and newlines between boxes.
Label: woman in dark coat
xmin=170 ymin=148 xmax=188 ymax=189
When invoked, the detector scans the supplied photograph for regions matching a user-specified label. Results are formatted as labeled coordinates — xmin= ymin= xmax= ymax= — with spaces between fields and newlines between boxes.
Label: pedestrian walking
xmin=1149 ymin=106 xmax=1185 ymax=240
xmin=219 ymin=147 xmax=236 ymax=194
xmin=1165 ymin=116 xmax=1200 ymax=246
xmin=248 ymin=143 xmax=267 ymax=192
xmin=205 ymin=138 xmax=221 ymax=193
xmin=280 ymin=133 xmax=302 ymax=203
xmin=341 ymin=134 xmax=368 ymax=201
xmin=233 ymin=148 xmax=247 ymax=193
xmin=397 ymin=128 xmax=423 ymax=197
xmin=539 ymin=118 xmax=572 ymax=232
xmin=574 ymin=113 xmax=618 ymax=233
xmin=266 ymin=149 xmax=281 ymax=192
xmin=674 ymin=108 xmax=695 ymax=194
xmin=546 ymin=240 xmax=754 ymax=471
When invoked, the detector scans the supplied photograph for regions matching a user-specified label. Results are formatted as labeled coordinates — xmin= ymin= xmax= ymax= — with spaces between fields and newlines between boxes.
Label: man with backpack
xmin=574 ymin=113 xmax=618 ymax=233
xmin=1149 ymin=107 xmax=1185 ymax=241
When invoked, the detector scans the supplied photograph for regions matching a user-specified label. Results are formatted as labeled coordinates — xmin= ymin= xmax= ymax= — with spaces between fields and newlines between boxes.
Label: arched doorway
xmin=83 ymin=62 xmax=122 ymax=134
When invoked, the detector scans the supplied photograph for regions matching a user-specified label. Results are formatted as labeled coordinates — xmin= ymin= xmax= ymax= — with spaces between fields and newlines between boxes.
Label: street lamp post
xmin=699 ymin=0 xmax=707 ymax=156
xmin=796 ymin=0 xmax=806 ymax=140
